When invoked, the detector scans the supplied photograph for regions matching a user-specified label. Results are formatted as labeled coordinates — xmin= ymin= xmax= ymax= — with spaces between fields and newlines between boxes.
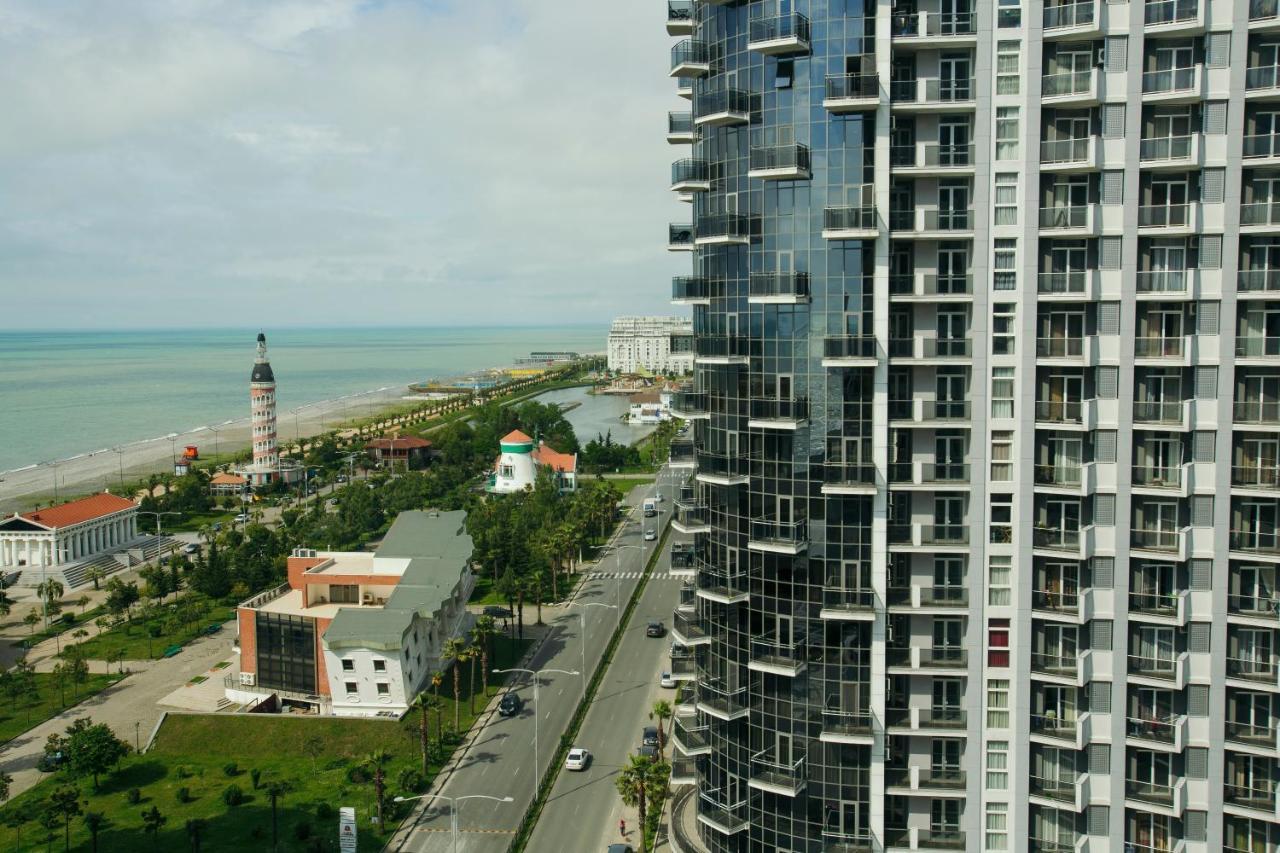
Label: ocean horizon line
xmin=0 ymin=322 xmax=609 ymax=336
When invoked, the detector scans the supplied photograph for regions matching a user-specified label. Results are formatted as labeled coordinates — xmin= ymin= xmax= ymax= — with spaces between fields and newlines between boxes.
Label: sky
xmin=0 ymin=0 xmax=688 ymax=329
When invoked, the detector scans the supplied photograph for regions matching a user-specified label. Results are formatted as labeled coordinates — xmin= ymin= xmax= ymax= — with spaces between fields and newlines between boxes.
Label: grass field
xmin=0 ymin=635 xmax=530 ymax=852
xmin=73 ymin=602 xmax=237 ymax=661
xmin=0 ymin=672 xmax=127 ymax=746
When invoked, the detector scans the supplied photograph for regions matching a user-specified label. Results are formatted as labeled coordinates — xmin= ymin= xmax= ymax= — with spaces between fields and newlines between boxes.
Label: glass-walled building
xmin=664 ymin=1 xmax=1280 ymax=851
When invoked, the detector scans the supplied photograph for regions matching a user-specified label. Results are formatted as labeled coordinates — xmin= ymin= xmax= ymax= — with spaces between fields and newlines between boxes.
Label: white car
xmin=660 ymin=671 xmax=676 ymax=688
xmin=565 ymin=747 xmax=591 ymax=771
xmin=233 ymin=512 xmax=249 ymax=523
xmin=644 ymin=529 xmax=657 ymax=542
xmin=654 ymin=492 xmax=664 ymax=502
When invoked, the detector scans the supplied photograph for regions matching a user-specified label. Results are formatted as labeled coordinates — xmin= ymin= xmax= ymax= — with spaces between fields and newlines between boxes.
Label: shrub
xmin=223 ymin=762 xmax=238 ymax=777
xmin=398 ymin=770 xmax=425 ymax=794
xmin=176 ymin=786 xmax=190 ymax=804
xmin=222 ymin=785 xmax=244 ymax=807
xmin=250 ymin=768 xmax=262 ymax=789
xmin=126 ymin=788 xmax=141 ymax=805
xmin=59 ymin=612 xmax=75 ymax=625
xmin=294 ymin=821 xmax=313 ymax=841
xmin=321 ymin=757 xmax=348 ymax=772
xmin=345 ymin=765 xmax=370 ymax=785
xmin=147 ymin=623 xmax=163 ymax=638
xmin=176 ymin=765 xmax=192 ymax=779
xmin=315 ymin=802 xmax=336 ymax=821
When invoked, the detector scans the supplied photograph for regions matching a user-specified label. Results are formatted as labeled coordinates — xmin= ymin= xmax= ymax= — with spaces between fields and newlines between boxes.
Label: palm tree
xmin=262 ymin=780 xmax=293 ymax=851
xmin=465 ymin=642 xmax=481 ymax=714
xmin=430 ymin=671 xmax=445 ymax=752
xmin=83 ymin=812 xmax=108 ymax=853
xmin=141 ymin=804 xmax=166 ymax=841
xmin=411 ymin=692 xmax=431 ymax=772
xmin=363 ymin=751 xmax=392 ymax=830
xmin=650 ymin=700 xmax=673 ymax=760
xmin=86 ymin=567 xmax=106 ymax=591
xmin=471 ymin=616 xmax=497 ymax=701
xmin=441 ymin=638 xmax=467 ymax=733
xmin=615 ymin=754 xmax=668 ymax=853
xmin=36 ymin=580 xmax=64 ymax=627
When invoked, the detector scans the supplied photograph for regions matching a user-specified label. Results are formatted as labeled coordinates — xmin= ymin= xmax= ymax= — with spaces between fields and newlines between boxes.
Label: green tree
xmin=48 ymin=785 xmax=81 ymax=852
xmin=410 ymin=692 xmax=431 ymax=773
xmin=36 ymin=580 xmax=65 ymax=626
xmin=185 ymin=817 xmax=207 ymax=853
xmin=64 ymin=718 xmax=130 ymax=790
xmin=141 ymin=805 xmax=167 ymax=841
xmin=465 ymin=642 xmax=481 ymax=714
xmin=85 ymin=567 xmax=105 ymax=591
xmin=263 ymin=780 xmax=293 ymax=851
xmin=471 ymin=615 xmax=497 ymax=702
xmin=650 ymin=700 xmax=673 ymax=760
xmin=363 ymin=751 xmax=391 ymax=830
xmin=615 ymin=755 xmax=664 ymax=853
xmin=430 ymin=672 xmax=445 ymax=753
xmin=0 ymin=769 xmax=12 ymax=803
xmin=22 ymin=609 xmax=39 ymax=634
xmin=302 ymin=733 xmax=324 ymax=776
xmin=83 ymin=812 xmax=108 ymax=853
xmin=441 ymin=638 xmax=467 ymax=733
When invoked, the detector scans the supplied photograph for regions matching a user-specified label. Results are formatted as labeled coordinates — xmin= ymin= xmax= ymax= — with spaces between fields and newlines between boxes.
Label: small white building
xmin=487 ymin=430 xmax=577 ymax=494
xmin=627 ymin=392 xmax=671 ymax=425
xmin=607 ymin=316 xmax=694 ymax=375
xmin=0 ymin=493 xmax=139 ymax=587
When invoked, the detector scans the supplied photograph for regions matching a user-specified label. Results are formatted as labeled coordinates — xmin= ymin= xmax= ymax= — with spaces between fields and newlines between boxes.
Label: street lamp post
xmin=393 ymin=793 xmax=513 ymax=853
xmin=568 ymin=602 xmax=617 ymax=698
xmin=607 ymin=544 xmax=644 ymax=629
xmin=136 ymin=511 xmax=181 ymax=538
xmin=492 ymin=666 xmax=579 ymax=797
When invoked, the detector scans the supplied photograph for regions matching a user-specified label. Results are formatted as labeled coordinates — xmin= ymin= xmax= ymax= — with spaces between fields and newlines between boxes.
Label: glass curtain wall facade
xmin=665 ymin=0 xmax=1280 ymax=851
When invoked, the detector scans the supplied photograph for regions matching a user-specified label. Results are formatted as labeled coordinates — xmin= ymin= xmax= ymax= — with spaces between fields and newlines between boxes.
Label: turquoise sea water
xmin=0 ymin=326 xmax=603 ymax=473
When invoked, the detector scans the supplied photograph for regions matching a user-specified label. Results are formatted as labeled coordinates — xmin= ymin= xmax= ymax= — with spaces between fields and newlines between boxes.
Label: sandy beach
xmin=0 ymin=386 xmax=415 ymax=514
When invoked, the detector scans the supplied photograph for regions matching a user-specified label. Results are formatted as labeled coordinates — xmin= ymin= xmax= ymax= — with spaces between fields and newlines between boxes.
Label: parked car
xmin=638 ymin=743 xmax=658 ymax=760
xmin=233 ymin=512 xmax=249 ymax=523
xmin=645 ymin=621 xmax=665 ymax=638
xmin=654 ymin=491 xmax=663 ymax=502
xmin=659 ymin=671 xmax=675 ymax=688
xmin=642 ymin=726 xmax=659 ymax=748
xmin=565 ymin=747 xmax=591 ymax=771
xmin=643 ymin=529 xmax=656 ymax=541
xmin=181 ymin=543 xmax=200 ymax=555
xmin=483 ymin=605 xmax=512 ymax=619
xmin=607 ymin=845 xmax=634 ymax=853
xmin=497 ymin=692 xmax=523 ymax=717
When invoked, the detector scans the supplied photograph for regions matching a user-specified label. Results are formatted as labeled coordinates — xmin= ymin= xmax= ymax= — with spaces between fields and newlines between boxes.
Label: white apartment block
xmin=607 ymin=315 xmax=695 ymax=374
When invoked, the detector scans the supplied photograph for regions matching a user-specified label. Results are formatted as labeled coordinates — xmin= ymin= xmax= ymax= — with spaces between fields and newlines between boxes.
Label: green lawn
xmin=0 ymin=635 xmax=530 ymax=852
xmin=73 ymin=601 xmax=237 ymax=661
xmin=162 ymin=509 xmax=235 ymax=534
xmin=0 ymin=672 xmax=126 ymax=746
xmin=10 ymin=604 xmax=109 ymax=652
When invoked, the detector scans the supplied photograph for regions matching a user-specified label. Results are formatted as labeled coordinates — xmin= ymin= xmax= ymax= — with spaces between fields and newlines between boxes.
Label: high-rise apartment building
xmin=662 ymin=1 xmax=1280 ymax=851
xmin=608 ymin=315 xmax=696 ymax=374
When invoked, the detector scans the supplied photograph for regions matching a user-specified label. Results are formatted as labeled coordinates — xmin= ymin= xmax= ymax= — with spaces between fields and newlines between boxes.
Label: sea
xmin=0 ymin=326 xmax=604 ymax=473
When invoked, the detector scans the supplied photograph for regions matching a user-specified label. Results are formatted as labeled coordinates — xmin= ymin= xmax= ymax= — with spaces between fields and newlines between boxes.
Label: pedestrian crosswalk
xmin=583 ymin=571 xmax=685 ymax=581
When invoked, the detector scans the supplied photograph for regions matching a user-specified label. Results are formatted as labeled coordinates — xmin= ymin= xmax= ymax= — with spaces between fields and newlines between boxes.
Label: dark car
xmin=37 ymin=751 xmax=64 ymax=772
xmin=638 ymin=743 xmax=658 ymax=760
xmin=642 ymin=726 xmax=659 ymax=748
xmin=483 ymin=605 xmax=513 ymax=619
xmin=607 ymin=846 xmax=635 ymax=853
xmin=498 ymin=692 xmax=523 ymax=717
xmin=645 ymin=621 xmax=665 ymax=638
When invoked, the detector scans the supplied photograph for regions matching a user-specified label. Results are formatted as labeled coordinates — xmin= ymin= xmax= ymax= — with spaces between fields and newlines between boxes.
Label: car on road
xmin=643 ymin=529 xmax=656 ymax=541
xmin=182 ymin=543 xmax=200 ymax=555
xmin=642 ymin=726 xmax=659 ymax=748
xmin=497 ymin=692 xmax=523 ymax=717
xmin=654 ymin=491 xmax=663 ymax=502
xmin=659 ymin=671 xmax=675 ymax=688
xmin=233 ymin=512 xmax=249 ymax=523
xmin=607 ymin=845 xmax=634 ymax=853
xmin=645 ymin=621 xmax=665 ymax=638
xmin=483 ymin=605 xmax=513 ymax=619
xmin=565 ymin=748 xmax=591 ymax=771
xmin=638 ymin=743 xmax=658 ymax=760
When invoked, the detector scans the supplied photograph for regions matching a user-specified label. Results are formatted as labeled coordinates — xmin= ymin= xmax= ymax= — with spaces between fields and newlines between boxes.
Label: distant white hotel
xmin=606 ymin=316 xmax=693 ymax=375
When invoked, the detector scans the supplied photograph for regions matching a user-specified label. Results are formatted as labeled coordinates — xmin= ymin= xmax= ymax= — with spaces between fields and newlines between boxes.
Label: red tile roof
xmin=20 ymin=493 xmax=136 ymax=529
xmin=501 ymin=429 xmax=534 ymax=444
xmin=533 ymin=443 xmax=577 ymax=473
xmin=210 ymin=473 xmax=248 ymax=486
xmin=368 ymin=437 xmax=432 ymax=450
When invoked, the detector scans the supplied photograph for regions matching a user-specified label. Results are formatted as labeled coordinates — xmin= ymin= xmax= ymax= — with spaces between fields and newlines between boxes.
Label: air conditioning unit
xmin=239 ymin=672 xmax=256 ymax=687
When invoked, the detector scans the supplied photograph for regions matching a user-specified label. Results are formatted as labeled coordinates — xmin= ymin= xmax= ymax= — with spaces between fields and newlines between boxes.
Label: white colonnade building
xmin=0 ymin=493 xmax=139 ymax=577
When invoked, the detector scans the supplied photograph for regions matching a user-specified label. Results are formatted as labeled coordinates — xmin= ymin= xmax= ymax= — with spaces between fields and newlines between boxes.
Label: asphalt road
xmin=395 ymin=466 xmax=684 ymax=853
xmin=523 ymin=524 xmax=686 ymax=853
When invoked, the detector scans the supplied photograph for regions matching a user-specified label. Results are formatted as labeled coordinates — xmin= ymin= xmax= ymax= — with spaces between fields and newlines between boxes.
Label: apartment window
xmin=998 ymin=0 xmax=1021 ymax=27
xmin=992 ymin=303 xmax=1015 ymax=354
xmin=991 ymin=431 xmax=1013 ymax=481
xmin=996 ymin=42 xmax=1020 ymax=95
xmin=344 ymin=681 xmax=357 ymax=695
xmin=989 ymin=618 xmax=1010 ymax=667
xmin=986 ymin=742 xmax=1009 ymax=790
xmin=990 ymin=494 xmax=1012 ymax=544
xmin=341 ymin=659 xmax=355 ymax=672
xmin=996 ymin=107 xmax=1020 ymax=159
xmin=989 ymin=555 xmax=1012 ymax=606
xmin=991 ymin=367 xmax=1015 ymax=418
xmin=993 ymin=239 xmax=1017 ymax=290
xmin=985 ymin=802 xmax=1009 ymax=850
xmin=987 ymin=679 xmax=1010 ymax=728
xmin=994 ymin=174 xmax=1018 ymax=225
xmin=373 ymin=659 xmax=386 ymax=673
xmin=376 ymin=682 xmax=390 ymax=695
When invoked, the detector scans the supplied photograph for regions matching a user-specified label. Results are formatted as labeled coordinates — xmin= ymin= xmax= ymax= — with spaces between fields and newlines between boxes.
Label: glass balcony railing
xmin=1140 ymin=135 xmax=1193 ymax=161
xmin=671 ymin=158 xmax=708 ymax=186
xmin=1031 ymin=650 xmax=1080 ymax=676
xmin=696 ymin=213 xmax=752 ymax=241
xmin=1033 ymin=587 xmax=1081 ymax=612
xmin=1145 ymin=0 xmax=1199 ymax=25
xmin=1131 ymin=527 xmax=1181 ymax=551
xmin=891 ymin=10 xmax=977 ymax=36
xmin=1227 ymin=656 xmax=1280 ymax=681
xmin=748 ymin=12 xmax=811 ymax=47
xmin=694 ymin=88 xmax=752 ymax=121
xmin=750 ymin=633 xmax=809 ymax=672
xmin=667 ymin=110 xmax=693 ymax=137
xmin=749 ymin=142 xmax=810 ymax=174
xmin=1030 ymin=773 xmax=1080 ymax=802
xmin=671 ymin=276 xmax=710 ymax=302
xmin=823 ymin=335 xmax=877 ymax=359
xmin=1127 ymin=777 xmax=1176 ymax=805
xmin=1033 ymin=525 xmax=1080 ymax=551
xmin=919 ymin=462 xmax=970 ymax=483
xmin=1227 ymin=591 xmax=1280 ymax=617
xmin=1035 ymin=463 xmax=1084 ymax=486
xmin=821 ymin=709 xmax=873 ymax=738
xmin=673 ymin=611 xmax=708 ymax=643
xmin=919 ymin=646 xmax=967 ymax=667
xmin=1035 ymin=400 xmax=1084 ymax=423
xmin=1036 ymin=337 xmax=1085 ymax=358
xmin=1038 ymin=271 xmax=1090 ymax=294
xmin=1133 ymin=400 xmax=1184 ymax=423
xmin=822 ymin=463 xmax=877 ymax=488
xmin=1040 ymin=137 xmax=1093 ymax=164
xmin=1129 ymin=653 xmax=1178 ymax=678
xmin=1248 ymin=65 xmax=1280 ymax=91
xmin=1239 ymin=268 xmax=1280 ymax=293
xmin=891 ymin=143 xmax=975 ymax=169
xmin=1225 ymin=718 xmax=1278 ymax=746
xmin=1045 ymin=0 xmax=1096 ymax=28
xmin=668 ymin=223 xmax=694 ymax=247
xmin=749 ymin=398 xmax=808 ymax=422
xmin=889 ymin=273 xmax=972 ymax=295
xmin=1143 ymin=66 xmax=1198 ymax=94
xmin=920 ymin=525 xmax=968 ymax=545
xmin=749 ymin=517 xmax=807 ymax=547
xmin=1233 ymin=466 xmax=1280 ymax=489
xmin=1127 ymin=714 xmax=1182 ymax=743
xmin=1234 ymin=400 xmax=1280 ymax=423
xmin=1130 ymin=589 xmax=1181 ymax=615
xmin=1030 ymin=711 xmax=1079 ymax=738
xmin=1042 ymin=69 xmax=1094 ymax=97
xmin=921 ymin=400 xmax=971 ymax=420
xmin=1237 ymin=336 xmax=1280 ymax=358
xmin=822 ymin=584 xmax=875 ymax=613
xmin=1040 ymin=205 xmax=1092 ymax=229
xmin=1132 ymin=464 xmax=1182 ymax=488
xmin=749 ymin=272 xmax=809 ymax=300
xmin=1136 ymin=270 xmax=1189 ymax=293
xmin=1224 ymin=781 xmax=1279 ymax=811
xmin=1252 ymin=0 xmax=1280 ymax=21
xmin=1231 ymin=529 xmax=1280 ymax=555
xmin=670 ymin=39 xmax=708 ymax=73
xmin=824 ymin=73 xmax=879 ymax=102
xmin=1134 ymin=336 xmax=1185 ymax=358
xmin=1242 ymin=202 xmax=1280 ymax=227
xmin=920 ymin=585 xmax=968 ymax=606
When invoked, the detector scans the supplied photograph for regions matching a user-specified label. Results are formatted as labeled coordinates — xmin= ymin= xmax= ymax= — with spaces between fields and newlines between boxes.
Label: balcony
xmin=1039 ymin=204 xmax=1097 ymax=235
xmin=696 ymin=563 xmax=749 ymax=605
xmin=919 ymin=646 xmax=968 ymax=669
xmin=1035 ymin=400 xmax=1084 ymax=424
xmin=1246 ymin=133 xmax=1280 ymax=164
xmin=748 ymin=749 xmax=806 ymax=796
xmin=669 ymin=39 xmax=709 ymax=78
xmin=668 ymin=439 xmax=695 ymax=467
xmin=921 ymin=525 xmax=969 ymax=546
xmin=1129 ymin=652 xmax=1182 ymax=681
xmin=1031 ymin=711 xmax=1081 ymax=741
xmin=822 ymin=204 xmax=879 ymax=240
xmin=672 ymin=611 xmax=710 ymax=647
xmin=891 ymin=10 xmax=977 ymax=40
xmin=694 ymin=213 xmax=752 ymax=245
xmin=1235 ymin=400 xmax=1280 ymax=424
xmin=1248 ymin=64 xmax=1280 ymax=97
xmin=748 ymin=397 xmax=808 ymax=428
xmin=671 ymin=276 xmax=710 ymax=307
xmin=670 ymin=388 xmax=708 ymax=419
xmin=1130 ymin=589 xmax=1185 ymax=619
xmin=918 ymin=768 xmax=967 ymax=792
xmin=1223 ymin=781 xmax=1279 ymax=815
xmin=821 ymin=463 xmax=877 ymax=496
xmin=666 ymin=110 xmax=694 ymax=144
xmin=672 ymin=717 xmax=710 ymax=755
xmin=1226 ymin=655 xmax=1280 ymax=689
xmin=675 ymin=76 xmax=692 ymax=100
xmin=1126 ymin=776 xmax=1178 ymax=808
xmin=1134 ymin=336 xmax=1186 ymax=360
xmin=918 ymin=462 xmax=971 ymax=485
xmin=891 ymin=207 xmax=974 ymax=236
xmin=820 ymin=710 xmax=874 ymax=745
xmin=747 ymin=12 xmax=810 ymax=55
xmin=918 ymin=399 xmax=972 ymax=422
xmin=748 ymin=143 xmax=811 ymax=181
xmin=891 ymin=272 xmax=973 ymax=298
xmin=697 ymin=679 xmax=749 ymax=721
xmin=749 ymin=633 xmax=808 ymax=677
xmin=668 ymin=223 xmax=693 ymax=252
xmin=1231 ymin=529 xmax=1280 ymax=556
xmin=1225 ymin=718 xmax=1280 ymax=750
xmin=670 ymin=158 xmax=709 ymax=193
xmin=890 ymin=77 xmax=976 ymax=109
xmin=1143 ymin=65 xmax=1203 ymax=101
xmin=823 ymin=73 xmax=880 ymax=112
xmin=1038 ymin=270 xmax=1094 ymax=297
xmin=919 ymin=584 xmax=969 ymax=607
xmin=1227 ymin=590 xmax=1280 ymax=619
xmin=1131 ymin=464 xmax=1183 ymax=491
xmin=748 ymin=272 xmax=808 ymax=304
xmin=1033 ymin=586 xmax=1081 ymax=614
xmin=672 ymin=501 xmax=709 ymax=535
xmin=1127 ymin=713 xmax=1187 ymax=749
xmin=666 ymin=1 xmax=694 ymax=36
xmin=670 ymin=755 xmax=698 ymax=786
xmin=1042 ymin=68 xmax=1099 ymax=104
xmin=1253 ymin=0 xmax=1280 ymax=29
xmin=1132 ymin=400 xmax=1184 ymax=425
xmin=1044 ymin=0 xmax=1098 ymax=33
xmin=1031 ymin=650 xmax=1081 ymax=678
xmin=1035 ymin=462 xmax=1084 ymax=489
xmin=1140 ymin=134 xmax=1198 ymax=166
xmin=822 ymin=335 xmax=878 ymax=367
xmin=693 ymin=88 xmax=751 ymax=127
xmin=694 ymin=449 xmax=749 ymax=484
xmin=891 ymin=336 xmax=972 ymax=361
xmin=1030 ymin=772 xmax=1082 ymax=805
xmin=1234 ymin=465 xmax=1280 ymax=491
xmin=1131 ymin=526 xmax=1182 ymax=553
xmin=1239 ymin=268 xmax=1280 ymax=295
xmin=1238 ymin=336 xmax=1280 ymax=361
xmin=694 ymin=336 xmax=750 ymax=365
xmin=1040 ymin=136 xmax=1097 ymax=170
xmin=890 ymin=142 xmax=975 ymax=174
xmin=1145 ymin=0 xmax=1200 ymax=28
xmin=820 ymin=584 xmax=876 ymax=620
xmin=696 ymin=790 xmax=751 ymax=835
xmin=670 ymin=655 xmax=698 ymax=683
xmin=1242 ymin=202 xmax=1280 ymax=232
xmin=748 ymin=517 xmax=807 ymax=554
xmin=1136 ymin=269 xmax=1192 ymax=294
xmin=1036 ymin=336 xmax=1087 ymax=359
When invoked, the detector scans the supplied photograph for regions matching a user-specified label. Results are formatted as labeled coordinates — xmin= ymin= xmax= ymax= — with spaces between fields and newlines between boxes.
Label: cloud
xmin=0 ymin=0 xmax=688 ymax=328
